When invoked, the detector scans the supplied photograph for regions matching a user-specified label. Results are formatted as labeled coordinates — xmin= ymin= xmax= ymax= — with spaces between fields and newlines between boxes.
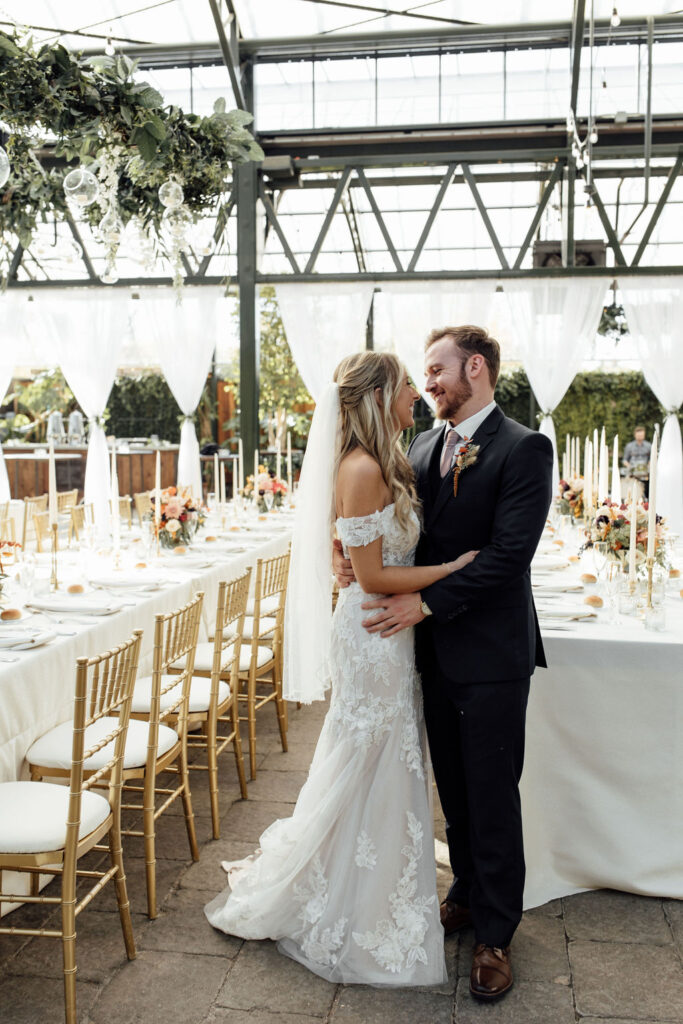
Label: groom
xmin=334 ymin=326 xmax=553 ymax=1000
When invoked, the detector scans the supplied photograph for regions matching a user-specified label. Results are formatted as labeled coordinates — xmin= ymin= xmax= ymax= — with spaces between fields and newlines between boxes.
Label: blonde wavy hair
xmin=333 ymin=351 xmax=420 ymax=531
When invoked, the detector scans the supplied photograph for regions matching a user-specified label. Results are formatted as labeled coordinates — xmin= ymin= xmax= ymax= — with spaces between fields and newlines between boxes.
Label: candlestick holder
xmin=646 ymin=556 xmax=654 ymax=608
xmin=50 ymin=523 xmax=59 ymax=591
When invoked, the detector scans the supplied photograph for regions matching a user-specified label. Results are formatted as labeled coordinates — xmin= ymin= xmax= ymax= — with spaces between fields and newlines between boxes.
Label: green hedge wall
xmin=495 ymin=368 xmax=681 ymax=442
xmin=107 ymin=374 xmax=181 ymax=442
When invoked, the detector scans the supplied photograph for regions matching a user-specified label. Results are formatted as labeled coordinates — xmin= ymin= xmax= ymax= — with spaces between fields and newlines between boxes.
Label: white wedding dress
xmin=205 ymin=503 xmax=447 ymax=987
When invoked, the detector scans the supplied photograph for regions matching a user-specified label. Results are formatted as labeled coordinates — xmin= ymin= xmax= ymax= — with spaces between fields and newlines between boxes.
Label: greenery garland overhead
xmin=0 ymin=29 xmax=263 ymax=281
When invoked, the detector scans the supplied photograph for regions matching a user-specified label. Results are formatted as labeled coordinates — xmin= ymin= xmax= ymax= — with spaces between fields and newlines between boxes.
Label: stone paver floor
xmin=1 ymin=700 xmax=682 ymax=1024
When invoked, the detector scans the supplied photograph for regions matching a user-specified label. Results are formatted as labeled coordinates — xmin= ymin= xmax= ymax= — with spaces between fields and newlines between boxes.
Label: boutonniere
xmin=452 ymin=436 xmax=480 ymax=497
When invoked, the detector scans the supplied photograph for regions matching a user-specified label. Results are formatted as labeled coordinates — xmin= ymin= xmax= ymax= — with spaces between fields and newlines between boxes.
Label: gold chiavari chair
xmin=21 ymin=494 xmax=48 ymax=549
xmin=133 ymin=491 xmax=153 ymax=524
xmin=33 ymin=509 xmax=51 ymax=553
xmin=119 ymin=495 xmax=133 ymax=529
xmin=57 ymin=489 xmax=78 ymax=514
xmin=68 ymin=503 xmax=94 ymax=543
xmin=237 ymin=550 xmax=290 ymax=779
xmin=1 ymin=629 xmax=143 ymax=1024
xmin=0 ymin=499 xmax=9 ymax=519
xmin=0 ymin=515 xmax=16 ymax=544
xmin=168 ymin=569 xmax=251 ymax=837
xmin=28 ymin=594 xmax=204 ymax=920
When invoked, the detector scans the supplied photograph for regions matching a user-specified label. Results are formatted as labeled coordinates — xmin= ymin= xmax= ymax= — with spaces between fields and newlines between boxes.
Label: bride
xmin=205 ymin=352 xmax=477 ymax=986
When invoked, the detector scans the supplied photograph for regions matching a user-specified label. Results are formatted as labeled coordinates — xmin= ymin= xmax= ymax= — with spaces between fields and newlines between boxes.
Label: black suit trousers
xmin=422 ymin=658 xmax=530 ymax=948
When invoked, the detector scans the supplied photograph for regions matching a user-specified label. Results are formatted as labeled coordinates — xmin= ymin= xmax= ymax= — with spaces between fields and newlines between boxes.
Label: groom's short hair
xmin=425 ymin=325 xmax=501 ymax=388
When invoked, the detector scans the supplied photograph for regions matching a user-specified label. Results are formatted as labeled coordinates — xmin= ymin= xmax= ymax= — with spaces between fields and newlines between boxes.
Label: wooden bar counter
xmin=4 ymin=444 xmax=180 ymax=501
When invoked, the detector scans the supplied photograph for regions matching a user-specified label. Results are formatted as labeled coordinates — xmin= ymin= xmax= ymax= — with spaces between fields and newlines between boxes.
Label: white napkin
xmin=0 ymin=628 xmax=56 ymax=650
xmin=89 ymin=571 xmax=162 ymax=591
xmin=536 ymin=606 xmax=597 ymax=621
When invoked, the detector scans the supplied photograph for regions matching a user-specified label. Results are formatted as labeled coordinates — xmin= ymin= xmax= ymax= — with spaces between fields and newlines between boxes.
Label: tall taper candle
xmin=231 ymin=458 xmax=237 ymax=501
xmin=237 ymin=438 xmax=244 ymax=493
xmin=154 ymin=449 xmax=161 ymax=528
xmin=111 ymin=439 xmax=121 ymax=553
xmin=584 ymin=438 xmax=592 ymax=512
xmin=610 ymin=435 xmax=620 ymax=504
xmin=562 ymin=452 xmax=568 ymax=480
xmin=598 ymin=437 xmax=608 ymax=505
xmin=220 ymin=462 xmax=226 ymax=505
xmin=286 ymin=431 xmax=292 ymax=492
xmin=565 ymin=433 xmax=571 ymax=477
xmin=48 ymin=439 xmax=58 ymax=527
xmin=575 ymin=436 xmax=581 ymax=478
xmin=276 ymin=440 xmax=281 ymax=482
xmin=253 ymin=449 xmax=259 ymax=507
xmin=647 ymin=433 xmax=658 ymax=560
xmin=628 ymin=489 xmax=637 ymax=586
xmin=592 ymin=428 xmax=599 ymax=491
xmin=213 ymin=452 xmax=219 ymax=506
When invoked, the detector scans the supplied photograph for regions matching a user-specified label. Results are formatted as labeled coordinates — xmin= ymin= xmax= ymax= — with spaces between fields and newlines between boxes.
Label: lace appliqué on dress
xmin=352 ymin=812 xmax=436 ymax=974
xmin=294 ymin=854 xmax=348 ymax=968
xmin=355 ymin=831 xmax=377 ymax=869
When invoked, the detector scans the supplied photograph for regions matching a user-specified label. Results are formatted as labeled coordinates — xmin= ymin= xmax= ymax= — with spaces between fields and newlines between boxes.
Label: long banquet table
xmin=521 ymin=540 xmax=683 ymax=909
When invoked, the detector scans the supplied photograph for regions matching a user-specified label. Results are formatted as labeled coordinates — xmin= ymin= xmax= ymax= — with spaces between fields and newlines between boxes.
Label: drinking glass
xmin=591 ymin=541 xmax=609 ymax=580
xmin=264 ymin=491 xmax=274 ymax=512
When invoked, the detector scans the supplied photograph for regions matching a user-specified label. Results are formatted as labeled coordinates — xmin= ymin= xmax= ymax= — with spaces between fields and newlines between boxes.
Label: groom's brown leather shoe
xmin=469 ymin=944 xmax=513 ymax=1001
xmin=440 ymin=900 xmax=472 ymax=936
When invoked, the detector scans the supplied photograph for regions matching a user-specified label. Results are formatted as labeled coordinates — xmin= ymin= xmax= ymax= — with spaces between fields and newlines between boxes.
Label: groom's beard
xmin=437 ymin=363 xmax=473 ymax=422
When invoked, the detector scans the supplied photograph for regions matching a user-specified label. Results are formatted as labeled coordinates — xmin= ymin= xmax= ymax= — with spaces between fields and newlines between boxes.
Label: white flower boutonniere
xmin=452 ymin=437 xmax=480 ymax=497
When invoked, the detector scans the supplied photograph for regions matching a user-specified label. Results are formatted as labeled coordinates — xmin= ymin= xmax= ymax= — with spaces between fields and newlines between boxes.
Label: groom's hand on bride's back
xmin=332 ymin=538 xmax=356 ymax=588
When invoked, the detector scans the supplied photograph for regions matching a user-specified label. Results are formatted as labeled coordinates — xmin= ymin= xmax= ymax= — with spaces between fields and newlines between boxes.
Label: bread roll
xmin=67 ymin=584 xmax=84 ymax=594
xmin=552 ymin=539 xmax=565 ymax=547
xmin=174 ymin=546 xmax=186 ymax=555
xmin=135 ymin=562 xmax=147 ymax=569
xmin=581 ymin=573 xmax=597 ymax=584
xmin=584 ymin=594 xmax=603 ymax=607
xmin=205 ymin=536 xmax=217 ymax=542
xmin=568 ymin=555 xmax=580 ymax=563
xmin=669 ymin=567 xmax=680 ymax=579
xmin=1 ymin=608 xmax=21 ymax=621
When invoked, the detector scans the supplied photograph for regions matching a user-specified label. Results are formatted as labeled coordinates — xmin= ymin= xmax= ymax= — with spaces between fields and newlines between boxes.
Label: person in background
xmin=622 ymin=425 xmax=652 ymax=499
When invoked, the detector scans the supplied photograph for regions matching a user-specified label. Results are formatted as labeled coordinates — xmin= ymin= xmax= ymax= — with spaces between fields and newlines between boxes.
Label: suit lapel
xmin=412 ymin=425 xmax=446 ymax=517
xmin=426 ymin=405 xmax=504 ymax=530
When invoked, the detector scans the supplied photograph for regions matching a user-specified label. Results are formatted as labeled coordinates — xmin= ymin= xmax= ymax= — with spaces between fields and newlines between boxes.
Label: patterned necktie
xmin=440 ymin=428 xmax=460 ymax=478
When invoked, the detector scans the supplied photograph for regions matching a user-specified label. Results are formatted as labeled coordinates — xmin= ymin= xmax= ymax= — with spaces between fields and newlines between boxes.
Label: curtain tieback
xmin=540 ymin=408 xmax=554 ymax=419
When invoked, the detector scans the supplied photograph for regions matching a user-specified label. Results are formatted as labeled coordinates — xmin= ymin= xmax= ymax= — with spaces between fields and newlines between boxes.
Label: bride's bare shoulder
xmin=336 ymin=450 xmax=390 ymax=517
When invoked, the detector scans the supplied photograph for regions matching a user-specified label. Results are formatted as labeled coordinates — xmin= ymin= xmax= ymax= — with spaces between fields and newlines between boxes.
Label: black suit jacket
xmin=409 ymin=405 xmax=553 ymax=685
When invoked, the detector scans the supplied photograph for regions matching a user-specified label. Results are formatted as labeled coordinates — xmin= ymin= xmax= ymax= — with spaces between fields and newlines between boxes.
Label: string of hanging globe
xmin=0 ymin=28 xmax=263 ymax=292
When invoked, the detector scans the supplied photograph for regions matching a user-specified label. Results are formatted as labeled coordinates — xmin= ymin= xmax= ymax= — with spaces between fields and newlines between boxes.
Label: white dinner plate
xmin=0 ymin=628 xmax=56 ymax=650
xmin=537 ymin=606 xmax=597 ymax=621
xmin=27 ymin=596 xmax=125 ymax=616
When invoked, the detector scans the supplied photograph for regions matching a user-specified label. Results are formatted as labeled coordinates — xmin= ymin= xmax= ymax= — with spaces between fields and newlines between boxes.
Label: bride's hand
xmin=332 ymin=538 xmax=356 ymax=588
xmin=448 ymin=549 xmax=479 ymax=573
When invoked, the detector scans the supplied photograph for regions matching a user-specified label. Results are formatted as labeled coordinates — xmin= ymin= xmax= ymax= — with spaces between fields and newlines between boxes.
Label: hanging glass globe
xmin=159 ymin=179 xmax=184 ymax=209
xmin=198 ymin=236 xmax=215 ymax=258
xmin=162 ymin=204 xmax=192 ymax=239
xmin=0 ymin=146 xmax=9 ymax=189
xmin=63 ymin=167 xmax=99 ymax=207
xmin=101 ymin=261 xmax=119 ymax=285
xmin=98 ymin=206 xmax=123 ymax=245
xmin=64 ymin=239 xmax=83 ymax=266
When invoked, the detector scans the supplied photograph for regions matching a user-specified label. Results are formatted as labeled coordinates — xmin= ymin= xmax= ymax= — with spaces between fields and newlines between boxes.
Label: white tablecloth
xmin=0 ymin=525 xmax=292 ymax=785
xmin=522 ymin=554 xmax=683 ymax=908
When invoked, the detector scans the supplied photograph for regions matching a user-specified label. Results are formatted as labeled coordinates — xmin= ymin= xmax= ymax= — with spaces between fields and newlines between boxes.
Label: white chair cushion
xmin=173 ymin=642 xmax=235 ymax=673
xmin=27 ymin=717 xmax=178 ymax=772
xmin=0 ymin=781 xmax=110 ymax=854
xmin=246 ymin=595 xmax=280 ymax=617
xmin=133 ymin=674 xmax=230 ymax=713
xmin=208 ymin=615 xmax=276 ymax=642
xmin=238 ymin=645 xmax=274 ymax=673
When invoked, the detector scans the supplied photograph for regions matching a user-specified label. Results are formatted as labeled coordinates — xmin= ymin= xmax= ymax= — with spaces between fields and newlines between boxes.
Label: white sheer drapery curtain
xmin=620 ymin=277 xmax=683 ymax=535
xmin=135 ymin=289 xmax=221 ymax=499
xmin=504 ymin=278 xmax=608 ymax=493
xmin=48 ymin=291 xmax=127 ymax=531
xmin=0 ymin=362 xmax=13 ymax=502
xmin=274 ymin=283 xmax=375 ymax=400
xmin=375 ymin=281 xmax=498 ymax=410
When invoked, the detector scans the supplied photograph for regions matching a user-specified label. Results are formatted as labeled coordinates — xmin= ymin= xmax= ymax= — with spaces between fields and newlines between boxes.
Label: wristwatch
xmin=420 ymin=598 xmax=432 ymax=617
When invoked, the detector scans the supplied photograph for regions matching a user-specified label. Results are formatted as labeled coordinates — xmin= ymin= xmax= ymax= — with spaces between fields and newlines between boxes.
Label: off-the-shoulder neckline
xmin=335 ymin=502 xmax=395 ymax=524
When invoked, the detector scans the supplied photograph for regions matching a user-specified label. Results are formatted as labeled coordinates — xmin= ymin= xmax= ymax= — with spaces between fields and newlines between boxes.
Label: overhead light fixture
xmin=105 ymin=27 xmax=115 ymax=56
xmin=589 ymin=127 xmax=599 ymax=144
xmin=610 ymin=7 xmax=621 ymax=28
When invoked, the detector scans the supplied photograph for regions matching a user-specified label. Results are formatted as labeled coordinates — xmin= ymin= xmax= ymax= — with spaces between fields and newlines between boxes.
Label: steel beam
xmin=257 ymin=185 xmax=301 ymax=274
xmin=461 ymin=163 xmax=510 ymax=270
xmin=197 ymin=198 xmax=235 ymax=277
xmin=304 ymin=166 xmax=353 ymax=273
xmin=569 ymin=0 xmax=587 ymax=115
xmin=631 ymin=153 xmax=683 ymax=266
xmin=65 ymin=214 xmax=96 ymax=280
xmin=207 ymin=0 xmax=246 ymax=111
xmin=7 ymin=245 xmax=24 ymax=282
xmin=585 ymin=178 xmax=627 ymax=266
xmin=236 ymin=61 xmax=259 ymax=461
xmin=562 ymin=161 xmax=576 ymax=267
xmin=408 ymin=163 xmax=457 ymax=272
xmin=355 ymin=168 xmax=403 ymax=272
xmin=513 ymin=162 xmax=564 ymax=270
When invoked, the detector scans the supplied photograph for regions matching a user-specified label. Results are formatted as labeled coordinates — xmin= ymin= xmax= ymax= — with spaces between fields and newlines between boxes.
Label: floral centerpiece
xmin=582 ymin=500 xmax=666 ymax=570
xmin=242 ymin=466 xmax=289 ymax=511
xmin=149 ymin=487 xmax=204 ymax=548
xmin=556 ymin=477 xmax=584 ymax=519
xmin=0 ymin=540 xmax=21 ymax=597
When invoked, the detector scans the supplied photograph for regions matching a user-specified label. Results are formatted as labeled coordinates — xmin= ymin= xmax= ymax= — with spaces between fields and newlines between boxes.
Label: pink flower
xmin=165 ymin=497 xmax=183 ymax=518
